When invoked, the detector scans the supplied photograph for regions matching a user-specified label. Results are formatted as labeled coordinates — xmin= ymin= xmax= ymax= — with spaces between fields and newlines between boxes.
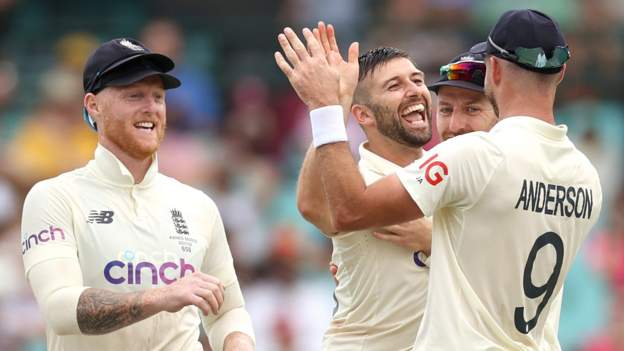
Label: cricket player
xmin=293 ymin=23 xmax=432 ymax=350
xmin=374 ymin=48 xmax=498 ymax=250
xmin=381 ymin=45 xmax=563 ymax=348
xmin=429 ymin=51 xmax=497 ymax=141
xmin=21 ymin=38 xmax=254 ymax=351
xmin=275 ymin=9 xmax=602 ymax=350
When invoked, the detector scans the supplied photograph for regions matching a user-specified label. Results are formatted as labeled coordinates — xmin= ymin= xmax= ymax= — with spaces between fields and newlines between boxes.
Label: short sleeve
xmin=21 ymin=180 xmax=79 ymax=276
xmin=396 ymin=133 xmax=503 ymax=217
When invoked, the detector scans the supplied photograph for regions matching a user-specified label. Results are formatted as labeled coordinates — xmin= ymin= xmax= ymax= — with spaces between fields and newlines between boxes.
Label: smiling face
xmin=436 ymin=86 xmax=497 ymax=140
xmin=94 ymin=75 xmax=166 ymax=161
xmin=358 ymin=57 xmax=433 ymax=147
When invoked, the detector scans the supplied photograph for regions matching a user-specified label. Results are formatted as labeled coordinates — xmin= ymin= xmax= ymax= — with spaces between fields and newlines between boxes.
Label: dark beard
xmin=369 ymin=103 xmax=432 ymax=147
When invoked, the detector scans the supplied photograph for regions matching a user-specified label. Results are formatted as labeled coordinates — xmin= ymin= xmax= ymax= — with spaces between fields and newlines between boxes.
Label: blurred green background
xmin=0 ymin=0 xmax=622 ymax=350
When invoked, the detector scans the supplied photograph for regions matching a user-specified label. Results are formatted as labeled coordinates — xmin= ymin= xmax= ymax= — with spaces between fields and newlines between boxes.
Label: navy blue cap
xmin=82 ymin=38 xmax=181 ymax=130
xmin=471 ymin=9 xmax=569 ymax=73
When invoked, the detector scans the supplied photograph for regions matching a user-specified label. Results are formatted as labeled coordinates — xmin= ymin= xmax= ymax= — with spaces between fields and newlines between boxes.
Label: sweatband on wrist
xmin=309 ymin=105 xmax=348 ymax=148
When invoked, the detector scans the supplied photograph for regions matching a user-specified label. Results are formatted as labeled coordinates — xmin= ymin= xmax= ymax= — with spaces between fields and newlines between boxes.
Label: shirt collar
xmin=491 ymin=116 xmax=568 ymax=141
xmin=358 ymin=142 xmax=404 ymax=175
xmin=88 ymin=144 xmax=158 ymax=187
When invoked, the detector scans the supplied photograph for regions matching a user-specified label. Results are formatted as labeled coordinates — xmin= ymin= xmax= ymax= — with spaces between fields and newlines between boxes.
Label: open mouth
xmin=134 ymin=121 xmax=155 ymax=131
xmin=400 ymin=103 xmax=427 ymax=128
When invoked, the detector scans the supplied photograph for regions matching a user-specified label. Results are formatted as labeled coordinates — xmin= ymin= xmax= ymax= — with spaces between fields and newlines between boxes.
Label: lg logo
xmin=418 ymin=154 xmax=448 ymax=186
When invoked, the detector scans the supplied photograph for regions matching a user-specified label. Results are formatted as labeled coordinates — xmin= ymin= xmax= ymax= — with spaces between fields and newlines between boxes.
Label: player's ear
xmin=352 ymin=104 xmax=374 ymax=127
xmin=488 ymin=56 xmax=503 ymax=86
xmin=84 ymin=93 xmax=100 ymax=118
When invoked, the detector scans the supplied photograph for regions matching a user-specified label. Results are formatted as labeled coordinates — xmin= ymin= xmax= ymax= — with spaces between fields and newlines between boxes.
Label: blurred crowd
xmin=0 ymin=0 xmax=623 ymax=350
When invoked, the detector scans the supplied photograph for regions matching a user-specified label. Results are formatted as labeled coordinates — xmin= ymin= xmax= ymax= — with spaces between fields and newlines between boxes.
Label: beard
xmin=368 ymin=102 xmax=432 ymax=147
xmin=102 ymin=119 xmax=165 ymax=161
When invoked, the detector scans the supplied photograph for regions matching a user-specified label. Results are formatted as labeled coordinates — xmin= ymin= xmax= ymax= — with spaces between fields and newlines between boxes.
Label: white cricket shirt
xmin=323 ymin=142 xmax=429 ymax=351
xmin=21 ymin=145 xmax=252 ymax=351
xmin=397 ymin=117 xmax=602 ymax=350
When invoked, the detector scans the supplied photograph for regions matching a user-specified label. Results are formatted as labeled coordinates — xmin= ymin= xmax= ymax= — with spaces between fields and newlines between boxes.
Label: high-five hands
xmin=274 ymin=23 xmax=359 ymax=111
xmin=311 ymin=22 xmax=359 ymax=116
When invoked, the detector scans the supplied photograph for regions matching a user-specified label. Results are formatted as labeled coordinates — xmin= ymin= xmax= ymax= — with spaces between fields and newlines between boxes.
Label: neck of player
xmin=365 ymin=134 xmax=424 ymax=167
xmin=101 ymin=140 xmax=153 ymax=184
xmin=496 ymin=89 xmax=556 ymax=125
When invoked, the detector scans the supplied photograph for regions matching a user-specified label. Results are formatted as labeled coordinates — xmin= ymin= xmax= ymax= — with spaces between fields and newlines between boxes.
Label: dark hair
xmin=358 ymin=47 xmax=410 ymax=82
xmin=354 ymin=47 xmax=411 ymax=104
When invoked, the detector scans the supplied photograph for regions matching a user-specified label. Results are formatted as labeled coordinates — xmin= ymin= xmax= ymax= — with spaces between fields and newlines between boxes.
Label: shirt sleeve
xmin=199 ymin=196 xmax=255 ymax=351
xmin=396 ymin=133 xmax=504 ymax=217
xmin=21 ymin=180 xmax=87 ymax=335
xmin=21 ymin=180 xmax=79 ymax=277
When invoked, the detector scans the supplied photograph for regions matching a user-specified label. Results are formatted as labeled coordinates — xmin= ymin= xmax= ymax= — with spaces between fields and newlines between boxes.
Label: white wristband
xmin=310 ymin=105 xmax=348 ymax=148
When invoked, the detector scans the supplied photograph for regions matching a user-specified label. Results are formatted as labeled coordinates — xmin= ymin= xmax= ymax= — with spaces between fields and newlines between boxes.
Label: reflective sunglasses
xmin=439 ymin=60 xmax=486 ymax=84
xmin=487 ymin=36 xmax=570 ymax=69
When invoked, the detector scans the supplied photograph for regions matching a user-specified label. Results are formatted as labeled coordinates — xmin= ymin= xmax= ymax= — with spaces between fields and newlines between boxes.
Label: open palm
xmin=313 ymin=22 xmax=359 ymax=120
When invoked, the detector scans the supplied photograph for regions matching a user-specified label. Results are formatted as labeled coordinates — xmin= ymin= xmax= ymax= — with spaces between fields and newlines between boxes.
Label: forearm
xmin=29 ymin=259 xmax=163 ymax=336
xmin=206 ymin=306 xmax=255 ymax=351
xmin=317 ymin=141 xmax=423 ymax=230
xmin=297 ymin=100 xmax=352 ymax=236
xmin=224 ymin=331 xmax=255 ymax=351
xmin=317 ymin=142 xmax=368 ymax=229
xmin=296 ymin=144 xmax=336 ymax=235
xmin=76 ymin=287 xmax=161 ymax=335
xmin=200 ymin=277 xmax=255 ymax=350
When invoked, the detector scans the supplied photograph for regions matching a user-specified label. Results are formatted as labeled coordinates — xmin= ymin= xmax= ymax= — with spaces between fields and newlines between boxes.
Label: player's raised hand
xmin=373 ymin=218 xmax=432 ymax=255
xmin=313 ymin=22 xmax=359 ymax=115
xmin=151 ymin=271 xmax=225 ymax=316
xmin=275 ymin=27 xmax=341 ymax=110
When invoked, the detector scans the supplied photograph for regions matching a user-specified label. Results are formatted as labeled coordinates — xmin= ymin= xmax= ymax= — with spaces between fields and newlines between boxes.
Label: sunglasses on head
xmin=487 ymin=36 xmax=570 ymax=69
xmin=439 ymin=60 xmax=486 ymax=84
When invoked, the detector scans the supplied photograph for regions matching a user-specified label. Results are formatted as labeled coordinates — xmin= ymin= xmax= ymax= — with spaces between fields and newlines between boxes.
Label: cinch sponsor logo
xmin=22 ymin=226 xmax=66 ymax=254
xmin=104 ymin=258 xmax=196 ymax=285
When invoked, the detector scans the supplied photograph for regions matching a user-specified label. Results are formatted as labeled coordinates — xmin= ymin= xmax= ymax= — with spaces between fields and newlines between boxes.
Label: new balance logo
xmin=171 ymin=209 xmax=189 ymax=235
xmin=87 ymin=210 xmax=115 ymax=224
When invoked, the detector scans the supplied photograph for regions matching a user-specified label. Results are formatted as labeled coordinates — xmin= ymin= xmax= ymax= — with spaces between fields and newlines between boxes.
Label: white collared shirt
xmin=21 ymin=144 xmax=252 ymax=351
xmin=397 ymin=117 xmax=602 ymax=350
xmin=323 ymin=142 xmax=429 ymax=351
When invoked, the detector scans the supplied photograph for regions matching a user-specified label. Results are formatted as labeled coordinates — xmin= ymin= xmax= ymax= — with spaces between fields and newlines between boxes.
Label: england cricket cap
xmin=470 ymin=9 xmax=570 ymax=74
xmin=82 ymin=38 xmax=181 ymax=130
xmin=428 ymin=48 xmax=486 ymax=94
